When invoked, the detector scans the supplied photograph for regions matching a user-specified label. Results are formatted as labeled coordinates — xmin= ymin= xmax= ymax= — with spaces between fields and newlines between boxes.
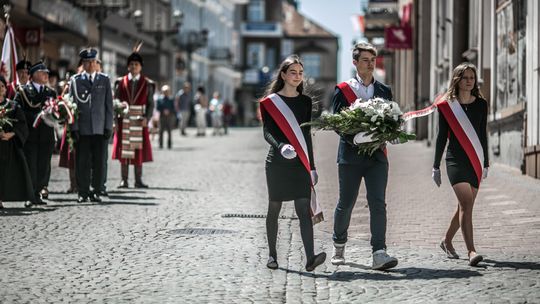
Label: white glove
xmin=280 ymin=144 xmax=297 ymax=159
xmin=482 ymin=167 xmax=488 ymax=180
xmin=310 ymin=170 xmax=318 ymax=186
xmin=353 ymin=132 xmax=375 ymax=145
xmin=388 ymin=138 xmax=401 ymax=145
xmin=432 ymin=168 xmax=441 ymax=187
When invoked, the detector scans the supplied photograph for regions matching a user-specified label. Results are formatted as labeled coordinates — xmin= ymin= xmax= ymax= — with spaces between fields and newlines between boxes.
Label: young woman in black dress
xmin=260 ymin=55 xmax=326 ymax=271
xmin=432 ymin=62 xmax=489 ymax=266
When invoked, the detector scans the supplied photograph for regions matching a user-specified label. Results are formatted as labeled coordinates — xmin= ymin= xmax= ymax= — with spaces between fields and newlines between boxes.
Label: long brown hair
xmin=446 ymin=62 xmax=484 ymax=100
xmin=263 ymin=55 xmax=304 ymax=98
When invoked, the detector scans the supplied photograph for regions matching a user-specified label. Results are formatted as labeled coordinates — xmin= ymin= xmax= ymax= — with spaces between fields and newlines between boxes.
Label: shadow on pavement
xmin=0 ymin=207 xmax=57 ymax=216
xmin=146 ymin=186 xmax=197 ymax=192
xmin=278 ymin=266 xmax=482 ymax=281
xmin=170 ymin=146 xmax=199 ymax=152
xmin=483 ymin=259 xmax=540 ymax=270
xmin=48 ymin=201 xmax=158 ymax=207
xmin=106 ymin=195 xmax=157 ymax=200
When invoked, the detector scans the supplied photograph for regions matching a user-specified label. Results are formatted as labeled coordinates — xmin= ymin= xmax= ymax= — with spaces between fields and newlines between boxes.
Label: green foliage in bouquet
xmin=303 ymin=98 xmax=416 ymax=156
xmin=0 ymin=102 xmax=16 ymax=132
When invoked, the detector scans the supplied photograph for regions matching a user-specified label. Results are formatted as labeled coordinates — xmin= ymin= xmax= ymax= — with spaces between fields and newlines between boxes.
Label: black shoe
xmin=134 ymin=181 xmax=148 ymax=188
xmin=118 ymin=180 xmax=129 ymax=188
xmin=99 ymin=190 xmax=109 ymax=197
xmin=306 ymin=252 xmax=327 ymax=272
xmin=40 ymin=187 xmax=49 ymax=199
xmin=89 ymin=193 xmax=102 ymax=203
xmin=77 ymin=195 xmax=89 ymax=203
xmin=34 ymin=196 xmax=47 ymax=205
xmin=24 ymin=201 xmax=33 ymax=208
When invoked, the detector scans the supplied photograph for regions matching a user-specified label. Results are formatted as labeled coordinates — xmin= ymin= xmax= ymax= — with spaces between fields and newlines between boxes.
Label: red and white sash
xmin=337 ymin=78 xmax=362 ymax=104
xmin=437 ymin=99 xmax=484 ymax=185
xmin=260 ymin=93 xmax=324 ymax=224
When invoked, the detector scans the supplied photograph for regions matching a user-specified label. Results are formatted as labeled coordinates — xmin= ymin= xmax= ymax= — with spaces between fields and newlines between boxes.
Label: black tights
xmin=266 ymin=198 xmax=314 ymax=260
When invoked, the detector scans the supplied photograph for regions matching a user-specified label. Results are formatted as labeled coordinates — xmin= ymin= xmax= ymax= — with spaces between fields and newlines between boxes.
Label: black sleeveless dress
xmin=433 ymin=98 xmax=489 ymax=188
xmin=262 ymin=94 xmax=315 ymax=201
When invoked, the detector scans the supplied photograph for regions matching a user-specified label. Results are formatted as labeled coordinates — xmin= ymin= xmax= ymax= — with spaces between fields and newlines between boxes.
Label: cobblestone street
xmin=1 ymin=128 xmax=539 ymax=303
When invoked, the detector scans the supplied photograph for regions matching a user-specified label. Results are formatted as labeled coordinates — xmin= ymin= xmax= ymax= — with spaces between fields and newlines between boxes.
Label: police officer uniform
xmin=7 ymin=60 xmax=31 ymax=100
xmin=13 ymin=62 xmax=57 ymax=204
xmin=69 ymin=48 xmax=113 ymax=203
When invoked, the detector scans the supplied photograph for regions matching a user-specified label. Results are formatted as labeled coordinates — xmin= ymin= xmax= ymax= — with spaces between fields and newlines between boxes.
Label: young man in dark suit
xmin=331 ymin=42 xmax=398 ymax=270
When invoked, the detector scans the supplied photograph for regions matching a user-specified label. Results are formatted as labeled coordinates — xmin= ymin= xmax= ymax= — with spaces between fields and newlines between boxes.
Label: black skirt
xmin=265 ymin=163 xmax=311 ymax=202
xmin=446 ymin=155 xmax=479 ymax=188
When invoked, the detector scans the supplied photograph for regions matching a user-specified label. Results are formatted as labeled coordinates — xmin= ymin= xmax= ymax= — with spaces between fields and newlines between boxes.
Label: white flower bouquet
xmin=303 ymin=97 xmax=416 ymax=156
xmin=113 ymin=98 xmax=129 ymax=118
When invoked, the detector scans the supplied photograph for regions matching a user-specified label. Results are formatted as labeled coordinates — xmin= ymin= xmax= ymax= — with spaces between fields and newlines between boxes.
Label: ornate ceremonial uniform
xmin=111 ymin=51 xmax=154 ymax=188
xmin=69 ymin=48 xmax=113 ymax=202
xmin=13 ymin=63 xmax=57 ymax=204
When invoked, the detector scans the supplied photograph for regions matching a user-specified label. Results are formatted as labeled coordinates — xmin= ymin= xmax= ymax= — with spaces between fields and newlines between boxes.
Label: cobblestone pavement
xmin=1 ymin=128 xmax=539 ymax=303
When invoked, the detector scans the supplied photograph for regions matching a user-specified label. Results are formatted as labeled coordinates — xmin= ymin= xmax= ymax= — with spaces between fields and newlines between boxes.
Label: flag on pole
xmin=1 ymin=24 xmax=19 ymax=88
xmin=350 ymin=15 xmax=365 ymax=33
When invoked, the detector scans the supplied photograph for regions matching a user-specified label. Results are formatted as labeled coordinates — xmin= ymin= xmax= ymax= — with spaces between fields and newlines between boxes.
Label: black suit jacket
xmin=332 ymin=79 xmax=393 ymax=164
xmin=14 ymin=84 xmax=57 ymax=143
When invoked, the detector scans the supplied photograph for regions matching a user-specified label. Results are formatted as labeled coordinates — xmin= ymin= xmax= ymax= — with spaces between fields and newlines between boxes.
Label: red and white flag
xmin=350 ymin=15 xmax=365 ymax=33
xmin=1 ymin=24 xmax=19 ymax=88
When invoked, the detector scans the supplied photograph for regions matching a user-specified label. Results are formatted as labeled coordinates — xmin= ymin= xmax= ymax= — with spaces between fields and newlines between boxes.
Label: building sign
xmin=29 ymin=0 xmax=88 ymax=37
xmin=241 ymin=22 xmax=282 ymax=37
xmin=384 ymin=26 xmax=412 ymax=49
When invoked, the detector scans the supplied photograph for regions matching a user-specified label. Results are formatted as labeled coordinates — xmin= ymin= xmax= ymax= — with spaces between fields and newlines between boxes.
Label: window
xmin=247 ymin=42 xmax=265 ymax=68
xmin=302 ymin=53 xmax=321 ymax=78
xmin=247 ymin=0 xmax=265 ymax=22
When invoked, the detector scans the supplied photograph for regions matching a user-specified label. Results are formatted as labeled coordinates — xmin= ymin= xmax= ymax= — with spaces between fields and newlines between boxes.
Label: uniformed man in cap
xmin=7 ymin=59 xmax=31 ymax=99
xmin=111 ymin=50 xmax=154 ymax=188
xmin=13 ymin=61 xmax=57 ymax=205
xmin=69 ymin=48 xmax=113 ymax=203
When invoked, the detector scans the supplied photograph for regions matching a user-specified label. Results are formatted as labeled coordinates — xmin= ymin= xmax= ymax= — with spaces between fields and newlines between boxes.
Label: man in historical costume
xmin=13 ymin=62 xmax=57 ymax=205
xmin=6 ymin=59 xmax=31 ymax=100
xmin=69 ymin=48 xmax=113 ymax=203
xmin=0 ymin=75 xmax=35 ymax=208
xmin=330 ymin=42 xmax=399 ymax=270
xmin=112 ymin=51 xmax=154 ymax=188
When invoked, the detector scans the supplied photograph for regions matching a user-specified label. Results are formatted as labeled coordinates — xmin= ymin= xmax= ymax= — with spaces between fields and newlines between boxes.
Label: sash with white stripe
xmin=336 ymin=78 xmax=362 ymax=105
xmin=437 ymin=99 xmax=484 ymax=185
xmin=260 ymin=93 xmax=324 ymax=224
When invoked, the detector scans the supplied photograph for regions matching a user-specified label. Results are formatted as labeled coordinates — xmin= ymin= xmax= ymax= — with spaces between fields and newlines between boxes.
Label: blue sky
xmin=298 ymin=0 xmax=364 ymax=82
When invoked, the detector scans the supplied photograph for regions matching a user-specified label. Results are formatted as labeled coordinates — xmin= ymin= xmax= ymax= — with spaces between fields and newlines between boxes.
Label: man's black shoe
xmin=134 ymin=181 xmax=148 ymax=188
xmin=34 ymin=196 xmax=46 ymax=205
xmin=89 ymin=193 xmax=102 ymax=203
xmin=99 ymin=190 xmax=109 ymax=197
xmin=77 ymin=196 xmax=89 ymax=203
xmin=118 ymin=180 xmax=129 ymax=188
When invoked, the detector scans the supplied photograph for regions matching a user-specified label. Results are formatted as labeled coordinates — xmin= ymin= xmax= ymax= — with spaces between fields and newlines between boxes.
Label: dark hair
xmin=197 ymin=86 xmax=205 ymax=94
xmin=352 ymin=42 xmax=377 ymax=61
xmin=446 ymin=62 xmax=484 ymax=100
xmin=0 ymin=75 xmax=6 ymax=88
xmin=263 ymin=55 xmax=304 ymax=98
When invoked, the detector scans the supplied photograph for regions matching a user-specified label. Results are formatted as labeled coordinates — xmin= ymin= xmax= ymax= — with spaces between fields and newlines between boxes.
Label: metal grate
xmin=221 ymin=213 xmax=297 ymax=219
xmin=168 ymin=228 xmax=235 ymax=235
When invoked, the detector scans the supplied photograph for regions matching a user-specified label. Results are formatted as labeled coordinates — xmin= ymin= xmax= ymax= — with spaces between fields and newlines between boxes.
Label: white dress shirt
xmin=356 ymin=74 xmax=374 ymax=101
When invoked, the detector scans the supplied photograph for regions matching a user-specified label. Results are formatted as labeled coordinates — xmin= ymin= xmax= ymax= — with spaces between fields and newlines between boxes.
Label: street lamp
xmin=132 ymin=8 xmax=183 ymax=82
xmin=177 ymin=29 xmax=209 ymax=83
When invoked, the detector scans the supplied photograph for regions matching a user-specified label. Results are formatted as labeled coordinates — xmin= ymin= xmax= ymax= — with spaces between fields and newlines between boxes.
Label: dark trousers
xmin=76 ymin=135 xmax=105 ymax=196
xmin=333 ymin=161 xmax=388 ymax=252
xmin=101 ymin=139 xmax=109 ymax=191
xmin=24 ymin=141 xmax=54 ymax=197
xmin=159 ymin=114 xmax=175 ymax=148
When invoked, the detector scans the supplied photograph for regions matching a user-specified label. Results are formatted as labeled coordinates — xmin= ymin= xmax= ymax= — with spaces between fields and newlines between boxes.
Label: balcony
xmin=240 ymin=22 xmax=282 ymax=37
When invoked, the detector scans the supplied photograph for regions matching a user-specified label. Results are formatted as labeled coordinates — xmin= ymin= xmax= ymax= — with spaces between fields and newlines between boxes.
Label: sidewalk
xmin=0 ymin=128 xmax=538 ymax=303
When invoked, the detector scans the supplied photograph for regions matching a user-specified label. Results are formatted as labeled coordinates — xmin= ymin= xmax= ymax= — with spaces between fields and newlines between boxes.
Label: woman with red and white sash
xmin=433 ymin=62 xmax=489 ymax=266
xmin=259 ymin=55 xmax=326 ymax=272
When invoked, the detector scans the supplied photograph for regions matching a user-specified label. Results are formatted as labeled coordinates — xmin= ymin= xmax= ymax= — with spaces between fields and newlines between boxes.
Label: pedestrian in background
xmin=69 ymin=48 xmax=113 ymax=203
xmin=433 ymin=62 xmax=489 ymax=266
xmin=259 ymin=55 xmax=325 ymax=272
xmin=0 ymin=75 xmax=34 ymax=209
xmin=330 ymin=42 xmax=398 ymax=270
xmin=222 ymin=99 xmax=233 ymax=135
xmin=209 ymin=91 xmax=223 ymax=136
xmin=175 ymin=82 xmax=192 ymax=136
xmin=157 ymin=85 xmax=176 ymax=149
xmin=14 ymin=62 xmax=57 ymax=205
xmin=194 ymin=86 xmax=208 ymax=137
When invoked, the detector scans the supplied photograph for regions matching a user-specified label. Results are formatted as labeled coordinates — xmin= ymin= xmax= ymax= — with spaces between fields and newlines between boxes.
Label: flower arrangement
xmin=113 ymin=99 xmax=129 ymax=118
xmin=303 ymin=97 xmax=416 ymax=156
xmin=0 ymin=102 xmax=16 ymax=132
xmin=32 ymin=95 xmax=77 ymax=129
